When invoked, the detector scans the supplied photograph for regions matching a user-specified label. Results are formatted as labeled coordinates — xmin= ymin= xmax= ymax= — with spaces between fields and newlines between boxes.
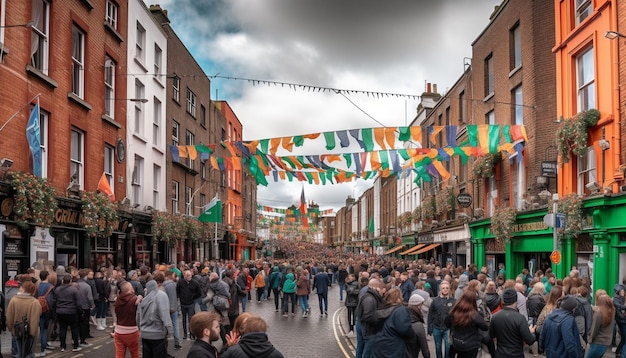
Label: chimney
xmin=433 ymin=84 xmax=438 ymax=94
xmin=427 ymin=83 xmax=432 ymax=93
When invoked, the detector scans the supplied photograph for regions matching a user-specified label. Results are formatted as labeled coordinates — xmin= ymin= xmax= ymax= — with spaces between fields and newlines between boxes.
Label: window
xmin=135 ymin=21 xmax=145 ymax=63
xmin=153 ymin=165 xmax=160 ymax=209
xmin=72 ymin=25 xmax=85 ymax=98
xmin=185 ymin=186 xmax=192 ymax=216
xmin=576 ymin=46 xmax=595 ymax=112
xmin=172 ymin=75 xmax=180 ymax=102
xmin=104 ymin=57 xmax=115 ymax=118
xmin=172 ymin=120 xmax=179 ymax=145
xmin=488 ymin=177 xmax=497 ymax=216
xmin=513 ymin=85 xmax=523 ymax=125
xmin=132 ymin=155 xmax=143 ymax=204
xmin=172 ymin=180 xmax=179 ymax=213
xmin=577 ymin=147 xmax=596 ymax=195
xmin=512 ymin=156 xmax=525 ymax=210
xmin=221 ymin=128 xmax=226 ymax=141
xmin=486 ymin=110 xmax=495 ymax=125
xmin=575 ymin=0 xmax=592 ymax=25
xmin=31 ymin=0 xmax=50 ymax=73
xmin=70 ymin=128 xmax=84 ymax=189
xmin=510 ymin=23 xmax=521 ymax=70
xmin=186 ymin=89 xmax=197 ymax=117
xmin=153 ymin=97 xmax=161 ymax=146
xmin=185 ymin=130 xmax=194 ymax=168
xmin=39 ymin=109 xmax=49 ymax=178
xmin=201 ymin=161 xmax=207 ymax=180
xmin=0 ymin=0 xmax=5 ymax=45
xmin=134 ymin=79 xmax=145 ymax=135
xmin=200 ymin=104 xmax=206 ymax=127
xmin=105 ymin=0 xmax=118 ymax=30
xmin=459 ymin=91 xmax=465 ymax=123
xmin=484 ymin=54 xmax=494 ymax=97
xmin=154 ymin=44 xmax=162 ymax=77
xmin=104 ymin=144 xmax=114 ymax=192
xmin=200 ymin=194 xmax=206 ymax=211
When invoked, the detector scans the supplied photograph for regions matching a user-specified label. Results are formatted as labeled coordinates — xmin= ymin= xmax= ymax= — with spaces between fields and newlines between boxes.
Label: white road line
xmin=332 ymin=307 xmax=352 ymax=358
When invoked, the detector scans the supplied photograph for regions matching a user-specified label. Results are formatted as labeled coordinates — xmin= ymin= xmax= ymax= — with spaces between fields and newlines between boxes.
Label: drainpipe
xmin=610 ymin=3 xmax=623 ymax=190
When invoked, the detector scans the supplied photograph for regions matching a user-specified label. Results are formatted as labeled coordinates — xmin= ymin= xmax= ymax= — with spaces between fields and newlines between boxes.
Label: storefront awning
xmin=400 ymin=243 xmax=425 ymax=255
xmin=383 ymin=245 xmax=405 ymax=255
xmin=412 ymin=243 xmax=441 ymax=255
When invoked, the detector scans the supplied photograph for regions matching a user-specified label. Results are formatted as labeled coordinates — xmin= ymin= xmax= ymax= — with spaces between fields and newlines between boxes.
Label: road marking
xmin=332 ymin=307 xmax=353 ymax=358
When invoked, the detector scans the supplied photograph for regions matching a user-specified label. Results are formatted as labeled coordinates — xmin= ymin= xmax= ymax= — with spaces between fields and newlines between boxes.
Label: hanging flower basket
xmin=436 ymin=186 xmax=456 ymax=215
xmin=550 ymin=193 xmax=583 ymax=237
xmin=421 ymin=195 xmax=436 ymax=219
xmin=556 ymin=109 xmax=600 ymax=163
xmin=412 ymin=206 xmax=422 ymax=222
xmin=152 ymin=211 xmax=187 ymax=242
xmin=10 ymin=172 xmax=57 ymax=228
xmin=81 ymin=191 xmax=117 ymax=237
xmin=490 ymin=206 xmax=517 ymax=242
xmin=472 ymin=152 xmax=502 ymax=179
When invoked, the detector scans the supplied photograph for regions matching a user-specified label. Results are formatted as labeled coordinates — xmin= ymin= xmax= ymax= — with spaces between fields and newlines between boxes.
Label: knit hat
xmin=408 ymin=294 xmax=425 ymax=306
xmin=559 ymin=295 xmax=578 ymax=313
xmin=56 ymin=265 xmax=66 ymax=275
xmin=458 ymin=275 xmax=469 ymax=288
xmin=127 ymin=270 xmax=137 ymax=280
xmin=614 ymin=284 xmax=626 ymax=295
xmin=273 ymin=266 xmax=279 ymax=272
xmin=202 ymin=267 xmax=210 ymax=274
xmin=502 ymin=288 xmax=518 ymax=305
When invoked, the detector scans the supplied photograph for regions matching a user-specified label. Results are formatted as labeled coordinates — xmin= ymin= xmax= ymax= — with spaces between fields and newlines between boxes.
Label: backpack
xmin=38 ymin=286 xmax=53 ymax=314
xmin=212 ymin=291 xmax=230 ymax=311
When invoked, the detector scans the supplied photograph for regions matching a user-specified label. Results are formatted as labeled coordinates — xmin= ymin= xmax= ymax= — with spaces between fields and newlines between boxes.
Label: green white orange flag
xmin=198 ymin=195 xmax=222 ymax=223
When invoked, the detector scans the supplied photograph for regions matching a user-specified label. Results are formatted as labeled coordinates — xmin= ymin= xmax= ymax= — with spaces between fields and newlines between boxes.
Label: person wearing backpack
xmin=7 ymin=280 xmax=42 ymax=358
xmin=268 ymin=266 xmax=282 ymax=312
xmin=36 ymin=270 xmax=56 ymax=356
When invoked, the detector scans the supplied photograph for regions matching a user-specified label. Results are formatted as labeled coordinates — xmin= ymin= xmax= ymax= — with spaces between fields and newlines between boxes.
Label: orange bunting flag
xmin=269 ymin=138 xmax=281 ymax=155
xmin=374 ymin=127 xmax=386 ymax=149
xmin=97 ymin=172 xmax=115 ymax=202
xmin=384 ymin=127 xmax=396 ymax=148
xmin=429 ymin=126 xmax=444 ymax=145
xmin=187 ymin=146 xmax=197 ymax=160
xmin=410 ymin=126 xmax=422 ymax=142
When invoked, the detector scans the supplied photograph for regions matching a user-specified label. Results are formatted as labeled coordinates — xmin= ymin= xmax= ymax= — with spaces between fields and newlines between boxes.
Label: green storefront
xmin=470 ymin=194 xmax=626 ymax=296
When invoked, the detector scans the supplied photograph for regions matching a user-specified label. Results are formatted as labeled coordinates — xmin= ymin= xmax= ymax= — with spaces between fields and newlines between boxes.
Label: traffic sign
xmin=543 ymin=213 xmax=566 ymax=228
xmin=550 ymin=250 xmax=561 ymax=265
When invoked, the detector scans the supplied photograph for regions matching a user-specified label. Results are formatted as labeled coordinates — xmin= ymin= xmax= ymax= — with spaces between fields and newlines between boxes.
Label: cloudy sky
xmin=152 ymin=0 xmax=501 ymax=212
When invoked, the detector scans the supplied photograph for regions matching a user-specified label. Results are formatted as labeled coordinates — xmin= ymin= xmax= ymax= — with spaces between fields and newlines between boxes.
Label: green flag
xmin=198 ymin=195 xmax=222 ymax=223
xmin=369 ymin=217 xmax=374 ymax=233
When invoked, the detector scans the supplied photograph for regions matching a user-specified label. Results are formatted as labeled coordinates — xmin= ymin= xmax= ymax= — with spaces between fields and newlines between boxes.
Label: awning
xmin=412 ymin=243 xmax=441 ymax=255
xmin=400 ymin=243 xmax=425 ymax=255
xmin=383 ymin=245 xmax=405 ymax=255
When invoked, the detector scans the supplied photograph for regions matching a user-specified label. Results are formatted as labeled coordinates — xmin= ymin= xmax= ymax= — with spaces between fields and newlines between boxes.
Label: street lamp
xmin=605 ymin=31 xmax=626 ymax=40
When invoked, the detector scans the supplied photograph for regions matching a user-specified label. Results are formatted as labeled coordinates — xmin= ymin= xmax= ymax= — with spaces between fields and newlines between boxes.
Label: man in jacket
xmin=268 ymin=266 xmax=282 ymax=312
xmin=53 ymin=274 xmax=85 ymax=352
xmin=114 ymin=281 xmax=141 ymax=358
xmin=313 ymin=270 xmax=330 ymax=316
xmin=355 ymin=277 xmax=386 ymax=358
xmin=162 ymin=269 xmax=181 ymax=350
xmin=137 ymin=280 xmax=173 ymax=358
xmin=428 ymin=281 xmax=455 ymax=358
xmin=489 ymin=288 xmax=536 ymax=358
xmin=77 ymin=269 xmax=94 ymax=347
xmin=539 ymin=295 xmax=583 ymax=358
xmin=177 ymin=269 xmax=201 ymax=340
xmin=7 ymin=280 xmax=41 ymax=358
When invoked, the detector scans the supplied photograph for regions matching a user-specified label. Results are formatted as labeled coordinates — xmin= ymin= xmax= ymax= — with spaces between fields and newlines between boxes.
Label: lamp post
xmin=552 ymin=193 xmax=558 ymax=252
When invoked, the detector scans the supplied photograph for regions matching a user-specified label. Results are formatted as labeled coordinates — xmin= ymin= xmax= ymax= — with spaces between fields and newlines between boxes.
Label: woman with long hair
xmin=586 ymin=292 xmax=615 ymax=358
xmin=406 ymin=294 xmax=430 ymax=358
xmin=536 ymin=285 xmax=563 ymax=339
xmin=527 ymin=281 xmax=546 ymax=356
xmin=483 ymin=280 xmax=502 ymax=314
xmin=369 ymin=288 xmax=415 ymax=358
xmin=444 ymin=290 xmax=489 ymax=358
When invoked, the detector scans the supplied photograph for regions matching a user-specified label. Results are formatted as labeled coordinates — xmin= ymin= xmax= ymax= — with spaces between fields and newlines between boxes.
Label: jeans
xmin=282 ymin=292 xmax=296 ymax=314
xmin=617 ymin=322 xmax=626 ymax=354
xmin=262 ymin=286 xmax=269 ymax=300
xmin=141 ymin=338 xmax=167 ymax=358
xmin=339 ymin=282 xmax=346 ymax=301
xmin=298 ymin=295 xmax=309 ymax=313
xmin=181 ymin=304 xmax=195 ymax=339
xmin=356 ymin=320 xmax=364 ymax=358
xmin=317 ymin=292 xmax=328 ymax=314
xmin=39 ymin=315 xmax=51 ymax=353
xmin=96 ymin=300 xmax=107 ymax=318
xmin=346 ymin=306 xmax=356 ymax=331
xmin=79 ymin=308 xmax=91 ymax=343
xmin=57 ymin=313 xmax=80 ymax=349
xmin=196 ymin=296 xmax=207 ymax=312
xmin=432 ymin=327 xmax=450 ymax=358
xmin=272 ymin=288 xmax=280 ymax=310
xmin=13 ymin=334 xmax=34 ymax=358
xmin=170 ymin=311 xmax=180 ymax=345
xmin=586 ymin=343 xmax=608 ymax=358
xmin=241 ymin=294 xmax=248 ymax=312
xmin=115 ymin=331 xmax=140 ymax=358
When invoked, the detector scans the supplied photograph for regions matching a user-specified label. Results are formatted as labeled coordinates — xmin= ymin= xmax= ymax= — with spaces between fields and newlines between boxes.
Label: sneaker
xmin=46 ymin=342 xmax=59 ymax=348
xmin=275 ymin=309 xmax=279 ymax=312
xmin=174 ymin=344 xmax=182 ymax=350
xmin=324 ymin=311 xmax=328 ymax=316
xmin=292 ymin=313 xmax=296 ymax=316
xmin=45 ymin=345 xmax=56 ymax=351
xmin=282 ymin=314 xmax=288 ymax=317
xmin=80 ymin=342 xmax=92 ymax=347
xmin=60 ymin=348 xmax=66 ymax=353
xmin=35 ymin=352 xmax=46 ymax=357
xmin=72 ymin=347 xmax=82 ymax=352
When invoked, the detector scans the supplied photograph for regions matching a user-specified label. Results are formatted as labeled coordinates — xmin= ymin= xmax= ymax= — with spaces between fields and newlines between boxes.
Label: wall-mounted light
xmin=605 ymin=31 xmax=626 ymax=40
xmin=0 ymin=158 xmax=13 ymax=180
xmin=585 ymin=181 xmax=600 ymax=194
xmin=599 ymin=139 xmax=610 ymax=151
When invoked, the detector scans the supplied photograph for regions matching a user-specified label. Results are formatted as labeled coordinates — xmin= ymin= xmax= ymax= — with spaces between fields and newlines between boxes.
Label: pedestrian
xmin=407 ymin=293 xmax=430 ymax=358
xmin=237 ymin=268 xmax=250 ymax=312
xmin=586 ymin=291 xmax=615 ymax=358
xmin=489 ymin=288 xmax=536 ymax=358
xmin=204 ymin=272 xmax=231 ymax=346
xmin=295 ymin=268 xmax=311 ymax=317
xmin=177 ymin=269 xmax=202 ymax=340
xmin=539 ymin=295 xmax=583 ymax=358
xmin=527 ymin=281 xmax=547 ymax=356
xmin=53 ymin=274 xmax=84 ymax=352
xmin=222 ymin=315 xmax=284 ymax=358
xmin=113 ymin=281 xmax=141 ymax=358
xmin=137 ymin=280 xmax=173 ymax=358
xmin=281 ymin=272 xmax=296 ymax=317
xmin=399 ymin=271 xmax=415 ymax=303
xmin=107 ymin=270 xmax=121 ymax=330
xmin=344 ymin=274 xmax=359 ymax=336
xmin=313 ymin=268 xmax=330 ymax=316
xmin=186 ymin=311 xmax=221 ymax=358
xmin=337 ymin=264 xmax=348 ymax=302
xmin=93 ymin=271 xmax=108 ymax=331
xmin=35 ymin=270 xmax=55 ymax=357
xmin=445 ymin=290 xmax=489 ymax=358
xmin=162 ymin=269 xmax=182 ymax=350
xmin=223 ymin=269 xmax=241 ymax=331
xmin=268 ymin=266 xmax=281 ymax=312
xmin=127 ymin=270 xmax=144 ymax=297
xmin=428 ymin=280 xmax=455 ymax=358
xmin=612 ymin=284 xmax=626 ymax=357
xmin=355 ymin=277 xmax=387 ymax=358
xmin=254 ymin=268 xmax=265 ymax=303
xmin=454 ymin=275 xmax=468 ymax=300
xmin=483 ymin=281 xmax=502 ymax=315
xmin=369 ymin=287 xmax=415 ymax=358
xmin=7 ymin=280 xmax=41 ymax=358
xmin=76 ymin=269 xmax=94 ymax=347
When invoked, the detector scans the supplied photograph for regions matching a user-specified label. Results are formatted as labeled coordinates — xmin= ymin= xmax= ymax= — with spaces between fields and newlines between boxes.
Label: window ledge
xmin=132 ymin=132 xmax=148 ymax=144
xmin=509 ymin=65 xmax=522 ymax=78
xmin=102 ymin=114 xmax=122 ymax=128
xmin=68 ymin=92 xmax=92 ymax=111
xmin=26 ymin=65 xmax=58 ymax=89
xmin=81 ymin=0 xmax=95 ymax=10
xmin=153 ymin=75 xmax=165 ymax=88
xmin=152 ymin=145 xmax=165 ymax=155
xmin=104 ymin=22 xmax=124 ymax=43
xmin=483 ymin=92 xmax=495 ymax=102
xmin=0 ymin=42 xmax=9 ymax=60
xmin=134 ymin=57 xmax=148 ymax=73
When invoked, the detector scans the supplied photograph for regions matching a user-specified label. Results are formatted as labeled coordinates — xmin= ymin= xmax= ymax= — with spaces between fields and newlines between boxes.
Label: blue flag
xmin=26 ymin=103 xmax=41 ymax=177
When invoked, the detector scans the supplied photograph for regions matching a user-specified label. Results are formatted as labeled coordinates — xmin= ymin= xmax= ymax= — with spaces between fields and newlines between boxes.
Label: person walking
xmin=254 ymin=268 xmax=265 ymax=303
xmin=76 ymin=269 xmax=94 ymax=347
xmin=489 ymin=288 xmax=536 ymax=358
xmin=355 ymin=277 xmax=386 ymax=358
xmin=93 ymin=271 xmax=108 ymax=331
xmin=268 ymin=266 xmax=282 ymax=312
xmin=527 ymin=281 xmax=547 ymax=356
xmin=344 ymin=274 xmax=359 ymax=336
xmin=7 ymin=280 xmax=41 ymax=358
xmin=539 ymin=295 xmax=583 ymax=358
xmin=137 ymin=280 xmax=173 ymax=358
xmin=337 ymin=264 xmax=348 ymax=302
xmin=587 ymin=292 xmax=615 ymax=358
xmin=613 ymin=284 xmax=626 ymax=357
xmin=35 ymin=271 xmax=55 ymax=357
xmin=162 ymin=269 xmax=182 ymax=350
xmin=313 ymin=269 xmax=330 ymax=316
xmin=281 ymin=273 xmax=296 ymax=317
xmin=52 ymin=274 xmax=84 ymax=352
xmin=407 ymin=293 xmax=430 ymax=358
xmin=369 ymin=288 xmax=416 ymax=358
xmin=186 ymin=311 xmax=221 ymax=358
xmin=428 ymin=281 xmax=455 ymax=358
xmin=296 ymin=269 xmax=311 ymax=317
xmin=113 ymin=281 xmax=141 ymax=358
xmin=445 ymin=290 xmax=489 ymax=358
xmin=177 ymin=269 xmax=202 ymax=340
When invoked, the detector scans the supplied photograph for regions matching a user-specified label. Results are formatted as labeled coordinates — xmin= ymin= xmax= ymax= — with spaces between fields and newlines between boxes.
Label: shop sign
xmin=456 ymin=193 xmax=472 ymax=208
xmin=54 ymin=208 xmax=86 ymax=227
xmin=4 ymin=239 xmax=24 ymax=255
xmin=541 ymin=161 xmax=557 ymax=178
xmin=417 ymin=233 xmax=433 ymax=244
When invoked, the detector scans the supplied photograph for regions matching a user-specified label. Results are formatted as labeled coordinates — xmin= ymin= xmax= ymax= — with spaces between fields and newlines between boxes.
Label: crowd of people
xmin=1 ymin=243 xmax=625 ymax=358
